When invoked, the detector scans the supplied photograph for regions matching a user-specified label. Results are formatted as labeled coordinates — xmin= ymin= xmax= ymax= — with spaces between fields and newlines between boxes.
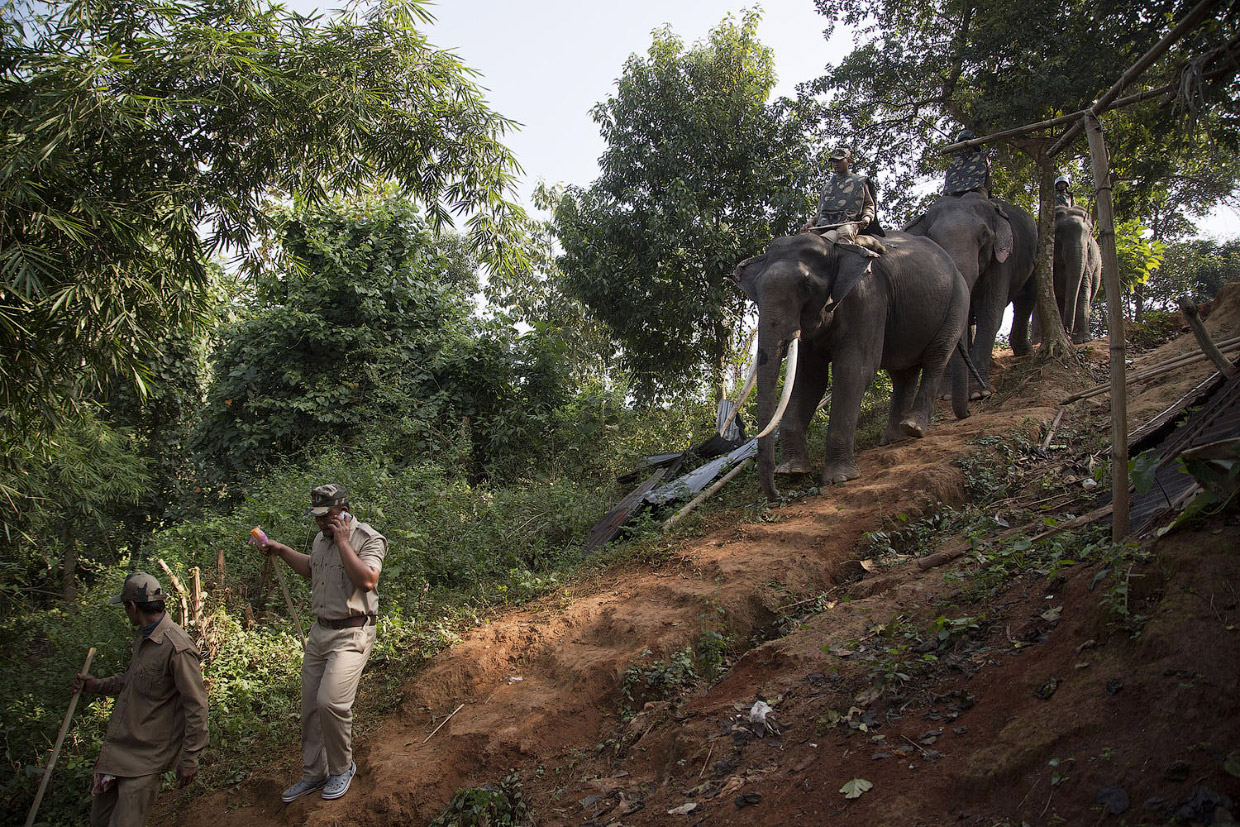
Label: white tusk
xmin=756 ymin=332 xmax=800 ymax=439
xmin=718 ymin=360 xmax=758 ymax=437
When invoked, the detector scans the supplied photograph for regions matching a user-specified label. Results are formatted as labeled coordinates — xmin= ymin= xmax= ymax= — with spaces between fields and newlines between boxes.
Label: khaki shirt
xmin=94 ymin=614 xmax=209 ymax=777
xmin=310 ymin=517 xmax=387 ymax=621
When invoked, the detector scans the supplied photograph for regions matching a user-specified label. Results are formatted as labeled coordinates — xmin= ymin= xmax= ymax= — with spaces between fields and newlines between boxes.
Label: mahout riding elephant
xmin=1053 ymin=206 xmax=1102 ymax=344
xmin=904 ymin=191 xmax=1037 ymax=397
xmin=730 ymin=231 xmax=971 ymax=499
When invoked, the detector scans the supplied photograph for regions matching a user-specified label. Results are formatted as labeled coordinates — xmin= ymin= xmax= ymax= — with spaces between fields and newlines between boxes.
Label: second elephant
xmin=1054 ymin=206 xmax=1102 ymax=344
xmin=904 ymin=192 xmax=1038 ymax=396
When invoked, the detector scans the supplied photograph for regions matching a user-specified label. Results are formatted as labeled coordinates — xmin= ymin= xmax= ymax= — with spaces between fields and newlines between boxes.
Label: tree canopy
xmin=0 ymin=0 xmax=528 ymax=436
xmin=550 ymin=11 xmax=820 ymax=402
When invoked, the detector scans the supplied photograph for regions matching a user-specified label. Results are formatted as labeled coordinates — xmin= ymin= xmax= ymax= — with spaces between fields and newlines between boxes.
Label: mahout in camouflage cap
xmin=828 ymin=146 xmax=852 ymax=161
xmin=110 ymin=572 xmax=167 ymax=604
xmin=307 ymin=483 xmax=350 ymax=517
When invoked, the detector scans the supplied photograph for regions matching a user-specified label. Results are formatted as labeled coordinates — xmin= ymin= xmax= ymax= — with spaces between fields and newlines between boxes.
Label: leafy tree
xmin=550 ymin=11 xmax=820 ymax=402
xmin=1141 ymin=236 xmax=1240 ymax=310
xmin=0 ymin=0 xmax=527 ymax=440
xmin=805 ymin=0 xmax=1239 ymax=356
xmin=191 ymin=193 xmax=566 ymax=485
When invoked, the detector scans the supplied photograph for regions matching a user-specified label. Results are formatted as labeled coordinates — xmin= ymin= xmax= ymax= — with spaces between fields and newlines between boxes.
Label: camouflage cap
xmin=828 ymin=146 xmax=852 ymax=161
xmin=110 ymin=572 xmax=167 ymax=605
xmin=955 ymin=129 xmax=976 ymax=143
xmin=307 ymin=483 xmax=350 ymax=517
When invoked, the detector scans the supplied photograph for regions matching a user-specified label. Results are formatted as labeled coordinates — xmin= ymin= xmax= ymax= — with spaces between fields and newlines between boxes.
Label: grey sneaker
xmin=281 ymin=775 xmax=327 ymax=803
xmin=321 ymin=762 xmax=356 ymax=800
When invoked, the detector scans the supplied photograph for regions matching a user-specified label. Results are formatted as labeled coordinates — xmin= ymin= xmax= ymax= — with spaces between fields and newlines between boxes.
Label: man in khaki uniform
xmin=260 ymin=483 xmax=387 ymax=803
xmin=75 ymin=572 xmax=209 ymax=827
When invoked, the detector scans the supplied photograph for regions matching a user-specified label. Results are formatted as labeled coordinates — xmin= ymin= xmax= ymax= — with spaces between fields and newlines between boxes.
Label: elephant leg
xmin=776 ymin=348 xmax=829 ymax=475
xmin=969 ymin=290 xmax=1007 ymax=399
xmin=1010 ymin=279 xmax=1036 ymax=356
xmin=884 ymin=368 xmax=920 ymax=442
xmin=821 ymin=356 xmax=875 ymax=485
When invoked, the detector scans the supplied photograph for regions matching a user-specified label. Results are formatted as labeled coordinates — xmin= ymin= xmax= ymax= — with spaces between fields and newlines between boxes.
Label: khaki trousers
xmin=90 ymin=773 xmax=161 ymax=827
xmin=301 ymin=621 xmax=375 ymax=779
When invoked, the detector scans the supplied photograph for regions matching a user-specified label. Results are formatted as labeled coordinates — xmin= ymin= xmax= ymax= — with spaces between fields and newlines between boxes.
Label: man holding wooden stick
xmin=258 ymin=483 xmax=387 ymax=803
xmin=74 ymin=572 xmax=208 ymax=827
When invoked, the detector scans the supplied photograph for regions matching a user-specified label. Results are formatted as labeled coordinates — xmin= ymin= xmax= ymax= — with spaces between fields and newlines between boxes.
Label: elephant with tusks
xmin=729 ymin=231 xmax=972 ymax=500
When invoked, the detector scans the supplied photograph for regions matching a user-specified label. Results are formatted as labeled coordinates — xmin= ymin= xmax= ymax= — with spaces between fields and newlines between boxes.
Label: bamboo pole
xmin=1048 ymin=0 xmax=1223 ymax=155
xmin=1059 ymin=337 xmax=1240 ymax=404
xmin=1084 ymin=111 xmax=1129 ymax=540
xmin=662 ymin=459 xmax=754 ymax=532
xmin=25 ymin=648 xmax=96 ymax=827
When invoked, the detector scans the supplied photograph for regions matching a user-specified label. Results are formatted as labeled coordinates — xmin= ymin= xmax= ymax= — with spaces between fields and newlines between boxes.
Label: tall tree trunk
xmin=1033 ymin=156 xmax=1073 ymax=359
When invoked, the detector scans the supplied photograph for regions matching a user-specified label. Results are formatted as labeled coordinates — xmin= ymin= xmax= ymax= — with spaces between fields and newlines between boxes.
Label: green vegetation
xmin=431 ymin=773 xmax=532 ymax=827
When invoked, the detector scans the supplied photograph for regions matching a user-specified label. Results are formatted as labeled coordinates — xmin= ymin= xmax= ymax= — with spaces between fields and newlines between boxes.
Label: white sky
xmin=285 ymin=0 xmax=1235 ymax=238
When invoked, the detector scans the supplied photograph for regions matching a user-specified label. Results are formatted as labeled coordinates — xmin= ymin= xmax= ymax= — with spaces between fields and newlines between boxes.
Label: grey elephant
xmin=1053 ymin=206 xmax=1102 ymax=344
xmin=730 ymin=231 xmax=971 ymax=499
xmin=904 ymin=192 xmax=1037 ymax=396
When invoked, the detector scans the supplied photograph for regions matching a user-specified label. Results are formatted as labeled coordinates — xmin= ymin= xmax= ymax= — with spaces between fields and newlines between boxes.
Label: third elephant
xmin=1054 ymin=206 xmax=1102 ymax=344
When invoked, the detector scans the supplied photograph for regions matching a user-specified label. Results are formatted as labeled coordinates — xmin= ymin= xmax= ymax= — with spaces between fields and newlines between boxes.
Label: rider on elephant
xmin=1054 ymin=175 xmax=1076 ymax=208
xmin=943 ymin=129 xmax=991 ymax=198
xmin=801 ymin=147 xmax=883 ymax=243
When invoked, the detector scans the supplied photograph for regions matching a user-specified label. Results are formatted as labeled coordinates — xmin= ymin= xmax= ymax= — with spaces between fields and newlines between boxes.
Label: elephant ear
xmin=731 ymin=253 xmax=768 ymax=302
xmin=993 ymin=210 xmax=1014 ymax=263
xmin=830 ymin=246 xmax=873 ymax=306
xmin=903 ymin=212 xmax=929 ymax=234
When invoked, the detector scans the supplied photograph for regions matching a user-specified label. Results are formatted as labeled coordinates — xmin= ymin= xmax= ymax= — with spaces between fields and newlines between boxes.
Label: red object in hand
xmin=249 ymin=526 xmax=269 ymax=546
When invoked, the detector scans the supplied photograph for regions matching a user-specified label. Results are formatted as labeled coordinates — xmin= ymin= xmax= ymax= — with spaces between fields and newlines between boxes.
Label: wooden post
xmin=191 ymin=567 xmax=203 ymax=629
xmin=1084 ymin=111 xmax=1130 ymax=540
xmin=1178 ymin=297 xmax=1238 ymax=377
xmin=25 ymin=648 xmax=95 ymax=827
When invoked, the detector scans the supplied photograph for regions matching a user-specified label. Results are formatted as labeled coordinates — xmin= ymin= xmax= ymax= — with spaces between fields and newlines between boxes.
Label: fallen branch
xmin=1029 ymin=503 xmax=1114 ymax=542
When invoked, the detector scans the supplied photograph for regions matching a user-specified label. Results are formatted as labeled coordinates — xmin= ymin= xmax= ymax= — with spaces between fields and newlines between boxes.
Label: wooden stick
xmin=1040 ymin=407 xmax=1067 ymax=452
xmin=273 ymin=563 xmax=306 ymax=648
xmin=1178 ymin=298 xmax=1238 ymax=378
xmin=156 ymin=558 xmax=191 ymax=627
xmin=25 ymin=647 xmax=95 ymax=827
xmin=422 ymin=703 xmax=464 ymax=744
xmin=662 ymin=459 xmax=753 ymax=531
xmin=191 ymin=567 xmax=203 ymax=629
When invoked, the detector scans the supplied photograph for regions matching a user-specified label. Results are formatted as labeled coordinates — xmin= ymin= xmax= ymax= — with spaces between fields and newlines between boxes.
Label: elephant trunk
xmin=1057 ymin=215 xmax=1086 ymax=340
xmin=754 ymin=328 xmax=800 ymax=499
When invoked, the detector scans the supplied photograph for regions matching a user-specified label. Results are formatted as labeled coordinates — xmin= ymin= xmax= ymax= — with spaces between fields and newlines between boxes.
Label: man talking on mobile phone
xmin=258 ymin=484 xmax=387 ymax=803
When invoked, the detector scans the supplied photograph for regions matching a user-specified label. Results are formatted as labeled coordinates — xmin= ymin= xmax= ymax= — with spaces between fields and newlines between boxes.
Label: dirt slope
xmin=169 ymin=285 xmax=1240 ymax=827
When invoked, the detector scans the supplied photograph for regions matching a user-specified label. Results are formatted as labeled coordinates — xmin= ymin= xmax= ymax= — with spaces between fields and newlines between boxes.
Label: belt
xmin=317 ymin=614 xmax=376 ymax=629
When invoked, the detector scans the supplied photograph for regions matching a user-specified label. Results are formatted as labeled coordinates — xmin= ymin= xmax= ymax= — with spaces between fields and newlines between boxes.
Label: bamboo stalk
xmin=1059 ymin=338 xmax=1240 ymax=404
xmin=662 ymin=459 xmax=753 ymax=531
xmin=191 ymin=567 xmax=203 ymax=629
xmin=1085 ymin=111 xmax=1129 ymax=539
xmin=25 ymin=648 xmax=96 ymax=827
